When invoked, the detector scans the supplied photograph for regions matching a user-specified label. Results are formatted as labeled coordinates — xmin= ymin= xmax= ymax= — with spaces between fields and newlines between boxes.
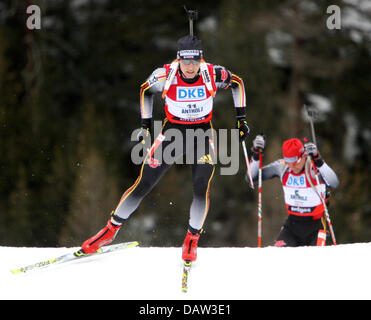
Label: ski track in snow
xmin=1 ymin=242 xmax=371 ymax=300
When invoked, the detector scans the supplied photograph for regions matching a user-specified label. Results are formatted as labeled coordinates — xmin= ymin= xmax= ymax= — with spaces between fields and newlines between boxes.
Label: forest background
xmin=0 ymin=0 xmax=370 ymax=248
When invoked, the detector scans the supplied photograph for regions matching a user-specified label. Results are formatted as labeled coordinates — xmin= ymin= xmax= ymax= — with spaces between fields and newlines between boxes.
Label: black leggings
xmin=275 ymin=215 xmax=327 ymax=247
xmin=113 ymin=119 xmax=215 ymax=232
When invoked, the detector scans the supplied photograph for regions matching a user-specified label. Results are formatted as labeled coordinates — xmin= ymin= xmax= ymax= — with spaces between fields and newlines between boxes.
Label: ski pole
xmin=257 ymin=152 xmax=262 ymax=247
xmin=304 ymin=105 xmax=337 ymax=245
xmin=307 ymin=107 xmax=317 ymax=146
xmin=242 ymin=141 xmax=254 ymax=189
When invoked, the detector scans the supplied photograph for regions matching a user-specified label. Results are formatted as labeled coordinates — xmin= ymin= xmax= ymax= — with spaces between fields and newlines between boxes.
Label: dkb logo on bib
xmin=177 ymin=86 xmax=206 ymax=101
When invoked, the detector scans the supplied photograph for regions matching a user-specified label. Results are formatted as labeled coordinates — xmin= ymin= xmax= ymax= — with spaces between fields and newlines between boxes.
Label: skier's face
xmin=286 ymin=156 xmax=306 ymax=174
xmin=179 ymin=59 xmax=200 ymax=78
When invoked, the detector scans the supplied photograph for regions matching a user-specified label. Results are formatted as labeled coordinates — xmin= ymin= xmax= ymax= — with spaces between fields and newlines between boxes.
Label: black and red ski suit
xmin=112 ymin=63 xmax=247 ymax=233
xmin=250 ymin=156 xmax=339 ymax=246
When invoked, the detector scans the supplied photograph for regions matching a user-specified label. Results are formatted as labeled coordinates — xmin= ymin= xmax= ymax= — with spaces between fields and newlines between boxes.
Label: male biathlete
xmin=79 ymin=35 xmax=250 ymax=262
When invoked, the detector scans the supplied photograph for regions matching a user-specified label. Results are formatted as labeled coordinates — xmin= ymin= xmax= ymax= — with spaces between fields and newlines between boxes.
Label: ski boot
xmin=182 ymin=229 xmax=200 ymax=262
xmin=81 ymin=218 xmax=122 ymax=254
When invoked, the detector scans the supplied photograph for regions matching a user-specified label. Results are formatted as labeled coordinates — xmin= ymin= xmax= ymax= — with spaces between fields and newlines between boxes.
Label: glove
xmin=304 ymin=142 xmax=319 ymax=158
xmin=252 ymin=135 xmax=265 ymax=153
xmin=304 ymin=142 xmax=323 ymax=167
xmin=251 ymin=135 xmax=265 ymax=160
xmin=235 ymin=106 xmax=249 ymax=142
xmin=236 ymin=119 xmax=249 ymax=142
xmin=137 ymin=118 xmax=152 ymax=144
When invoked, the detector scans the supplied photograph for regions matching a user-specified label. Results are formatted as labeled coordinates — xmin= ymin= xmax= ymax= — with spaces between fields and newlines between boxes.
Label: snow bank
xmin=1 ymin=242 xmax=371 ymax=300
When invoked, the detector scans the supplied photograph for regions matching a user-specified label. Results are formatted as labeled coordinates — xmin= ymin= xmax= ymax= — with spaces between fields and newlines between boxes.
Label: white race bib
xmin=165 ymin=95 xmax=213 ymax=120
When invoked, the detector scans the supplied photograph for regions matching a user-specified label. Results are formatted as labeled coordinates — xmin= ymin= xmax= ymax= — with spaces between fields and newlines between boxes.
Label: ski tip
xmin=10 ymin=268 xmax=22 ymax=275
xmin=128 ymin=241 xmax=139 ymax=248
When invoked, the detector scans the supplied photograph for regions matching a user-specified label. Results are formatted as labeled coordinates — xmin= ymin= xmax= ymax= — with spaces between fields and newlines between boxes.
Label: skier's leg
xmin=81 ymin=131 xmax=172 ymax=254
xmin=81 ymin=161 xmax=171 ymax=253
xmin=187 ymin=124 xmax=216 ymax=232
xmin=113 ymin=160 xmax=171 ymax=221
xmin=188 ymin=162 xmax=215 ymax=232
xmin=182 ymin=160 xmax=215 ymax=261
xmin=274 ymin=219 xmax=299 ymax=247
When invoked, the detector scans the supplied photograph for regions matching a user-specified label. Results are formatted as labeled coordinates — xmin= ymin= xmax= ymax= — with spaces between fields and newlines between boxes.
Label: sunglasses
xmin=180 ymin=59 xmax=201 ymax=65
xmin=284 ymin=151 xmax=305 ymax=164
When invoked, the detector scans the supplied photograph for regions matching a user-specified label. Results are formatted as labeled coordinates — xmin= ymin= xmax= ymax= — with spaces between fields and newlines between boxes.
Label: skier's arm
xmin=250 ymin=159 xmax=286 ymax=183
xmin=139 ymin=67 xmax=167 ymax=121
xmin=314 ymin=162 xmax=339 ymax=188
xmin=304 ymin=142 xmax=339 ymax=188
xmin=213 ymin=65 xmax=249 ymax=142
xmin=213 ymin=65 xmax=246 ymax=108
xmin=248 ymin=135 xmax=284 ymax=183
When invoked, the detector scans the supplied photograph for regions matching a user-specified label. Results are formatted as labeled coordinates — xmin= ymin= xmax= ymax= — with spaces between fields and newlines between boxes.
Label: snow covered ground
xmin=1 ymin=242 xmax=371 ymax=300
